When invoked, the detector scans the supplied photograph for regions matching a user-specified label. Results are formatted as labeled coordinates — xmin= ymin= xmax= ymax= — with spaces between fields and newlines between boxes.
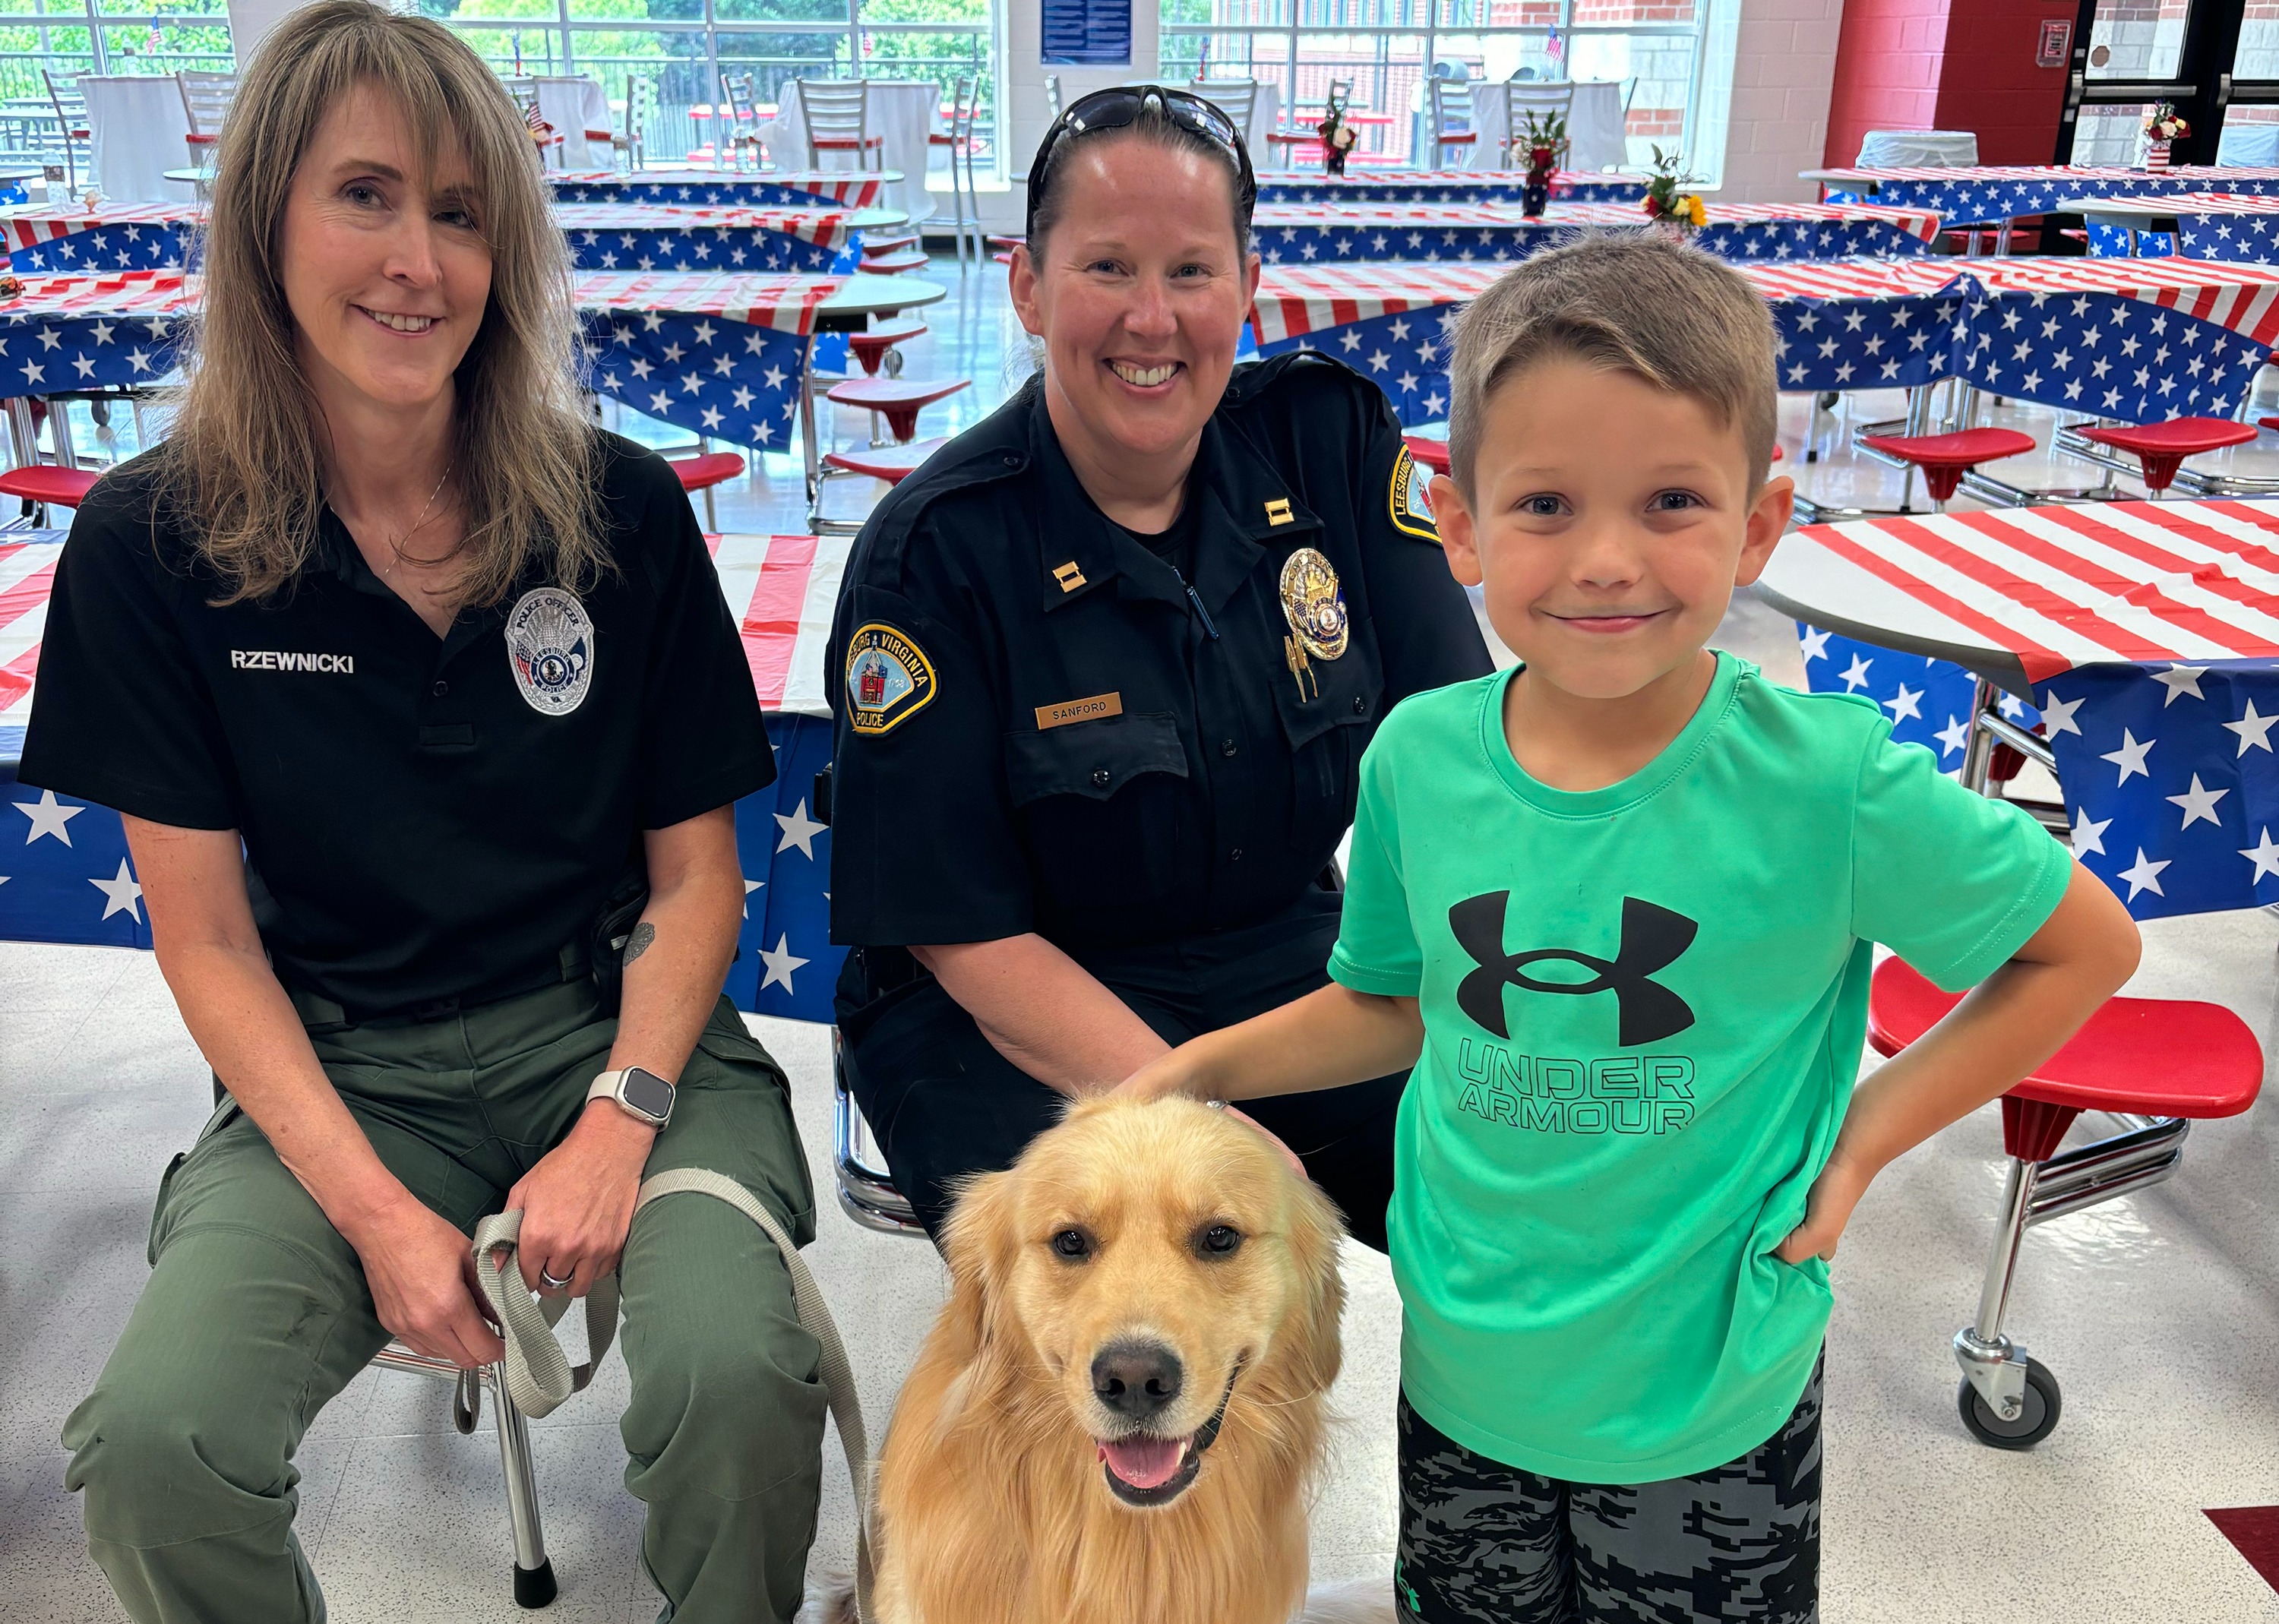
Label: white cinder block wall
xmin=1715 ymin=0 xmax=1843 ymax=204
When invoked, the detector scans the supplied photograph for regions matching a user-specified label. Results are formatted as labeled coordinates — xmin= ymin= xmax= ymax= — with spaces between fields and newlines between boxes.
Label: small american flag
xmin=526 ymin=100 xmax=555 ymax=145
xmin=1546 ymin=29 xmax=1565 ymax=68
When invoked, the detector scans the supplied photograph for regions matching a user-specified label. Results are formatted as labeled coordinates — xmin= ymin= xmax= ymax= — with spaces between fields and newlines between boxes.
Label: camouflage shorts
xmin=1395 ymin=1357 xmax=1822 ymax=1624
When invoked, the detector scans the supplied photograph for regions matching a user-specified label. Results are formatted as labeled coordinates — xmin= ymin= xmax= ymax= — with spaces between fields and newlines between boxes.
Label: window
xmin=1158 ymin=0 xmax=1723 ymax=175
xmin=0 ymin=0 xmax=231 ymax=103
xmin=422 ymin=0 xmax=1003 ymax=179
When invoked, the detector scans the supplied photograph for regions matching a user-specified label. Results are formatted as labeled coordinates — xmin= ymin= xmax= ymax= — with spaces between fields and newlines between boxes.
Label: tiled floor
xmin=8 ymin=260 xmax=2279 ymax=1621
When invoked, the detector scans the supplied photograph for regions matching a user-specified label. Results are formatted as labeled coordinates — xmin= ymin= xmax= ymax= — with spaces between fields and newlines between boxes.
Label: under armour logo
xmin=1449 ymin=893 xmax=1699 ymax=1047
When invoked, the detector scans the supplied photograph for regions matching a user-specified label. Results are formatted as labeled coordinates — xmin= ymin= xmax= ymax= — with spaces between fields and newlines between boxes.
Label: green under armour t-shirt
xmin=1330 ymin=652 xmax=2075 ymax=1482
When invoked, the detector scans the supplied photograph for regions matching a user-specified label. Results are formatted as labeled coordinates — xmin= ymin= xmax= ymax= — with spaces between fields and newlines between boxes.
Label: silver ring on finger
xmin=539 ymin=1266 xmax=572 ymax=1291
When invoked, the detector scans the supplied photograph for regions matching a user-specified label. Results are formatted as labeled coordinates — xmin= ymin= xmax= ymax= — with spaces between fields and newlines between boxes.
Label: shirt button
xmin=1352 ymin=695 xmax=1367 ymax=715
xmin=1091 ymin=767 xmax=1111 ymax=788
xmin=1231 ymin=848 xmax=1244 ymax=862
xmin=1219 ymin=739 xmax=1237 ymax=757
xmin=432 ymin=680 xmax=449 ymax=697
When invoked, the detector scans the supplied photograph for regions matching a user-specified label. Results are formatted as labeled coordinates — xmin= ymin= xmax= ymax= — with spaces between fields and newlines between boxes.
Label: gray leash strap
xmin=472 ymin=1168 xmax=875 ymax=1621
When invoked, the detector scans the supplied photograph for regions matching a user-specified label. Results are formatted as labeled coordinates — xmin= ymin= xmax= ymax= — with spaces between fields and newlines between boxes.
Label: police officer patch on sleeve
xmin=1389 ymin=445 xmax=1440 ymax=542
xmin=505 ymin=587 xmax=594 ymax=716
xmin=846 ymin=622 xmax=937 ymax=736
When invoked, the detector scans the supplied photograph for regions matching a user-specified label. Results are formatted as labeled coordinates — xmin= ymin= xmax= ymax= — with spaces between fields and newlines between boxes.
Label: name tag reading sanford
xmin=1035 ymin=691 xmax=1123 ymax=731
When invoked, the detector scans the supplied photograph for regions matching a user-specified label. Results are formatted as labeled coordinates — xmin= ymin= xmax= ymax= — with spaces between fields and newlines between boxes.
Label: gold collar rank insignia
xmin=1052 ymin=561 xmax=1087 ymax=592
xmin=1264 ymin=497 xmax=1294 ymax=526
xmin=1388 ymin=444 xmax=1440 ymax=542
xmin=1278 ymin=548 xmax=1348 ymax=661
xmin=846 ymin=622 xmax=937 ymax=735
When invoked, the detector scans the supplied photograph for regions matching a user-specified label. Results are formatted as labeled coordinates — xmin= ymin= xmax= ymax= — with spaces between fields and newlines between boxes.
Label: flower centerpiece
xmin=1317 ymin=87 xmax=1361 ymax=176
xmin=1517 ymin=109 xmax=1568 ymax=218
xmin=1639 ymin=144 xmax=1706 ymax=235
xmin=2143 ymin=102 xmax=2190 ymax=169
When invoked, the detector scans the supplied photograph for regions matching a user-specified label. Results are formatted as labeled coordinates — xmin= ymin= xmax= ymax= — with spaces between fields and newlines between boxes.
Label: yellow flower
xmin=1685 ymin=194 xmax=1707 ymax=227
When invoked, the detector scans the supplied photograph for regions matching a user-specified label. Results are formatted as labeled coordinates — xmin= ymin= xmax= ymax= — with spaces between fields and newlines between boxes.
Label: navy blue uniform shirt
xmin=826 ymin=352 xmax=1490 ymax=978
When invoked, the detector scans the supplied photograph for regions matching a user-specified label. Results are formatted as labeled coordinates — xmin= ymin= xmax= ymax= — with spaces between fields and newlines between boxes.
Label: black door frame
xmin=2058 ymin=0 xmax=2239 ymax=165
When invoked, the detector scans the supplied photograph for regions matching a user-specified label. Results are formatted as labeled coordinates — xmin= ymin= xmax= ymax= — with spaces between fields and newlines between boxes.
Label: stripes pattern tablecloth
xmin=1775 ymin=501 xmax=2279 ymax=921
xmin=1254 ymin=169 xmax=1642 ymax=205
xmin=1813 ymin=163 xmax=2279 ymax=223
xmin=555 ymin=202 xmax=858 ymax=273
xmin=1250 ymin=257 xmax=2279 ymax=427
xmin=1249 ymin=199 xmax=1942 ymax=267
xmin=552 ymin=169 xmax=888 ymax=210
xmin=0 ymin=270 xmax=842 ymax=455
xmin=1 ymin=201 xmax=198 ymax=273
xmin=2 ymin=530 xmax=852 ymax=1020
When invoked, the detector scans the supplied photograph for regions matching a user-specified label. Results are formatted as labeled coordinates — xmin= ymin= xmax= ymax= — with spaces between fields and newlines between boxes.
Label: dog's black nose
xmin=1092 ymin=1341 xmax=1184 ymax=1421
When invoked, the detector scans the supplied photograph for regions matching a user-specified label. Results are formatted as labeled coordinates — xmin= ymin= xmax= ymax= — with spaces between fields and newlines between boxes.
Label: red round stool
xmin=858 ymin=232 xmax=921 ymax=258
xmin=1868 ymin=956 xmax=2263 ymax=1449
xmin=848 ymin=318 xmax=926 ymax=378
xmin=825 ymin=377 xmax=970 ymax=444
xmin=0 ymin=463 xmax=100 ymax=523
xmin=1857 ymin=427 xmax=2037 ymax=512
xmin=859 ymin=249 xmax=931 ymax=276
xmin=2079 ymin=416 xmax=2257 ymax=497
xmin=667 ymin=450 xmax=744 ymax=529
xmin=823 ymin=438 xmax=948 ymax=484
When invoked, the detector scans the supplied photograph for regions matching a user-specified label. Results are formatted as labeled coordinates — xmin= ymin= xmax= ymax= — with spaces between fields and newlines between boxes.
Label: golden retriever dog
xmin=842 ymin=1095 xmax=1382 ymax=1624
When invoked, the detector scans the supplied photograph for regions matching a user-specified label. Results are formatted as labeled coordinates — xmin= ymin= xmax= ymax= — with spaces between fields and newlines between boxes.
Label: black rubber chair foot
xmin=514 ymin=1559 xmax=558 ymax=1608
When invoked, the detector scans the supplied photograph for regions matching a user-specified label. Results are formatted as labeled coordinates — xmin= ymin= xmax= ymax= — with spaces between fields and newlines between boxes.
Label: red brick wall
xmin=1824 ymin=0 xmax=2068 ymax=167
xmin=1825 ymin=0 xmax=1949 ymax=166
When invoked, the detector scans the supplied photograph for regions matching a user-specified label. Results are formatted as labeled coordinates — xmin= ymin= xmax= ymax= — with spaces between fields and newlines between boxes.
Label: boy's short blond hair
xmin=1444 ymin=232 xmax=1778 ymax=498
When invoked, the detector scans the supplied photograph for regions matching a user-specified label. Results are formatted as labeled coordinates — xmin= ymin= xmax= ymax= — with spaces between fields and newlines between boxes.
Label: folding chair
xmin=720 ymin=71 xmax=765 ymax=172
xmin=175 ymin=70 xmax=235 ymax=169
xmin=1498 ymin=80 xmax=1573 ymax=168
xmin=1187 ymin=78 xmax=1260 ymax=147
xmin=798 ymin=80 xmax=884 ymax=172
xmin=928 ymin=75 xmax=983 ymax=270
xmin=41 ymin=69 xmax=90 ymax=194
xmin=611 ymin=73 xmax=651 ymax=174
xmin=1428 ymin=78 xmax=1476 ymax=169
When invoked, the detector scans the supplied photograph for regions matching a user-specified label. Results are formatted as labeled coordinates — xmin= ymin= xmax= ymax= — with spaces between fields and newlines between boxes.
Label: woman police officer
xmin=22 ymin=8 xmax=823 ymax=1620
xmin=825 ymin=87 xmax=1491 ymax=1248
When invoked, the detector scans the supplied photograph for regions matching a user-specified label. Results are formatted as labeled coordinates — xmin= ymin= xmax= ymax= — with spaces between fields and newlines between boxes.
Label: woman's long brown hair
xmin=158 ymin=0 xmax=603 ymax=605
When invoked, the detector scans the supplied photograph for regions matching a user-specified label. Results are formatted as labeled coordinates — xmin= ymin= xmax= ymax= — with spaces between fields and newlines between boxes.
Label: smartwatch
xmin=588 ymin=1065 xmax=675 ymax=1129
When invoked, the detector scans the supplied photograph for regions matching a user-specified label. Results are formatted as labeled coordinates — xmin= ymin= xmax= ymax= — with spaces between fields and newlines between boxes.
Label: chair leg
xmin=1954 ymin=1152 xmax=2038 ymax=1423
xmin=488 ymin=1366 xmax=558 ymax=1609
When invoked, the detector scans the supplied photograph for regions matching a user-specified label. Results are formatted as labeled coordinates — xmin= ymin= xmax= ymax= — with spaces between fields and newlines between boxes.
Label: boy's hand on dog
xmin=1775 ymin=1149 xmax=1875 ymax=1265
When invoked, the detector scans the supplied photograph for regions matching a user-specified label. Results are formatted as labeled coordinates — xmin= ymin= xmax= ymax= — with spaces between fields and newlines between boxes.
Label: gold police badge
xmin=1278 ymin=548 xmax=1348 ymax=662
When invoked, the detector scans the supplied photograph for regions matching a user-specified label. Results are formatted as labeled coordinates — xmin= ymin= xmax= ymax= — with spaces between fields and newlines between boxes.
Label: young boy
xmin=1117 ymin=233 xmax=2141 ymax=1622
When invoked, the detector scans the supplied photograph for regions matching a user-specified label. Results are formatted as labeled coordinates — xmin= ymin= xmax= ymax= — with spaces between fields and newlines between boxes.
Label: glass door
xmin=2059 ymin=0 xmax=2224 ymax=164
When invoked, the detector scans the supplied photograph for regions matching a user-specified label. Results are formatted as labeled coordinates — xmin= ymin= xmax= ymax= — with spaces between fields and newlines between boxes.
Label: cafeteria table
xmin=1250 ymin=256 xmax=2279 ymax=427
xmin=1253 ymin=168 xmax=1648 ymax=205
xmin=2062 ymin=191 xmax=2279 ymax=263
xmin=0 ymin=267 xmax=943 ymax=455
xmin=551 ymin=168 xmax=894 ymax=211
xmin=1248 ymin=198 xmax=1942 ymax=265
xmin=1803 ymin=162 xmax=2279 ymax=230
xmin=0 ymin=529 xmax=852 ymax=1022
xmin=1756 ymin=501 xmax=2279 ymax=919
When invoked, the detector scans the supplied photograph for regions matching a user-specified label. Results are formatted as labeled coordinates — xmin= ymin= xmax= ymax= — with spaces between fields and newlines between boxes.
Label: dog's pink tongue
xmin=1098 ymin=1436 xmax=1186 ymax=1490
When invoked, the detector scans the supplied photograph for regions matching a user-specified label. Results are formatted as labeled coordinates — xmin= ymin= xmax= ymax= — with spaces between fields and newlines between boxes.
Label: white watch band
xmin=588 ymin=1066 xmax=672 ymax=1127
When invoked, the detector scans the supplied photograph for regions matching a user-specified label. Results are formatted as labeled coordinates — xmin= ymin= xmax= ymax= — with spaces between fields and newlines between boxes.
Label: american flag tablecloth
xmin=1765 ymin=501 xmax=2279 ymax=921
xmin=552 ymin=169 xmax=888 ymax=210
xmin=1 ymin=201 xmax=199 ymax=273
xmin=2064 ymin=192 xmax=2279 ymax=264
xmin=1813 ymin=163 xmax=2279 ymax=223
xmin=0 ymin=270 xmax=842 ymax=457
xmin=1249 ymin=199 xmax=1942 ymax=267
xmin=1255 ymin=169 xmax=1642 ymax=205
xmin=2 ymin=530 xmax=852 ymax=1022
xmin=1251 ymin=256 xmax=2279 ymax=427
xmin=555 ymin=202 xmax=858 ymax=274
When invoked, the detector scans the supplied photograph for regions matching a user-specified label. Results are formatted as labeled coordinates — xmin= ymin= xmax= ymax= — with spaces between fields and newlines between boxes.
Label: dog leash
xmin=471 ymin=1168 xmax=876 ymax=1620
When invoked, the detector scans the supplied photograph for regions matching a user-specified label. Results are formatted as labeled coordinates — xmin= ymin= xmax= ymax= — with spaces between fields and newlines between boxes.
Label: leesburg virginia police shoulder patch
xmin=846 ymin=622 xmax=937 ymax=735
xmin=1388 ymin=444 xmax=1440 ymax=542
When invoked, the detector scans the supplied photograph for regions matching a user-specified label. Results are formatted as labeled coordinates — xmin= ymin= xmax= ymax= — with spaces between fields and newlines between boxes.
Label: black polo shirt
xmin=827 ymin=351 xmax=1490 ymax=962
xmin=19 ymin=432 xmax=773 ymax=1018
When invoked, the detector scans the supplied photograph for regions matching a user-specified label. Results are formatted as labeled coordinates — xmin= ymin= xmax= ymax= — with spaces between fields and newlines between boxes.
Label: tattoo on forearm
xmin=622 ymin=922 xmax=657 ymax=967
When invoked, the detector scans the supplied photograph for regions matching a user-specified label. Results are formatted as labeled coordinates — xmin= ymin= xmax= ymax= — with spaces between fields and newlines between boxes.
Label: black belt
xmin=286 ymin=941 xmax=594 ymax=1031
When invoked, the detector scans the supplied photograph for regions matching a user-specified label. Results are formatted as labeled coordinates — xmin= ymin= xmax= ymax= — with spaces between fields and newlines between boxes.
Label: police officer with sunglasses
xmin=824 ymin=87 xmax=1490 ymax=1249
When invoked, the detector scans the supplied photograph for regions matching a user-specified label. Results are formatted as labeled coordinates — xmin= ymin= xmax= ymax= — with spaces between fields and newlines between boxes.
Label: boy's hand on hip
xmin=1776 ymin=1150 xmax=1876 ymax=1264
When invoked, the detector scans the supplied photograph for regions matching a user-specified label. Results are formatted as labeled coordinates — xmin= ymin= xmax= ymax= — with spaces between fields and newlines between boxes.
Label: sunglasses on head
xmin=1024 ymin=85 xmax=1259 ymax=242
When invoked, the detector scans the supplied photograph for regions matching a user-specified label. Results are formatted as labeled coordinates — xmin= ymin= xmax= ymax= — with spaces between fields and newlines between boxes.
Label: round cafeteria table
xmin=814 ymin=270 xmax=944 ymax=332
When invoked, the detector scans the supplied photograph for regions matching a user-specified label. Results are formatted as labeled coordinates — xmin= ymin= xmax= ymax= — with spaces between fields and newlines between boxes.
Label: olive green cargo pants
xmin=62 ymin=979 xmax=826 ymax=1624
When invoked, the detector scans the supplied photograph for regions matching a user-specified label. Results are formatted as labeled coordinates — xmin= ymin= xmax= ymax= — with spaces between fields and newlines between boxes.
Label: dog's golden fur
xmin=858 ymin=1096 xmax=1348 ymax=1624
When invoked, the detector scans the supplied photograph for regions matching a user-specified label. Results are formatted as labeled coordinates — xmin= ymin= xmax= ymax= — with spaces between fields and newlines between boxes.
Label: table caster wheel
xmin=1958 ymin=1357 xmax=2061 ymax=1449
xmin=883 ymin=347 xmax=904 ymax=378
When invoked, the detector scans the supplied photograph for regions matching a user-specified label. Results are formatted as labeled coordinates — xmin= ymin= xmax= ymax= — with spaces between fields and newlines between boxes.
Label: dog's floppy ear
xmin=940 ymin=1166 xmax=1022 ymax=1352
xmin=1279 ymin=1179 xmax=1348 ymax=1401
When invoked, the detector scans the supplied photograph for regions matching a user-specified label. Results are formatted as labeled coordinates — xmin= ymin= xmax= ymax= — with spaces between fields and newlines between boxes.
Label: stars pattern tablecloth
xmin=1248 ymin=199 xmax=1942 ymax=267
xmin=0 ymin=270 xmax=842 ymax=457
xmin=2067 ymin=193 xmax=2279 ymax=264
xmin=552 ymin=169 xmax=889 ymax=210
xmin=2 ymin=202 xmax=198 ymax=274
xmin=555 ymin=203 xmax=858 ymax=275
xmin=1253 ymin=169 xmax=1647 ymax=204
xmin=1781 ymin=501 xmax=2279 ymax=921
xmin=2 ymin=530 xmax=853 ymax=1022
xmin=1813 ymin=163 xmax=2279 ymax=223
xmin=1250 ymin=257 xmax=2279 ymax=428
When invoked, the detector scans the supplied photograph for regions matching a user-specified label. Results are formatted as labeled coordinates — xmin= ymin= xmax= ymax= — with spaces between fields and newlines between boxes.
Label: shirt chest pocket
xmin=1002 ymin=710 xmax=1192 ymax=924
xmin=1273 ymin=618 xmax=1384 ymax=839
